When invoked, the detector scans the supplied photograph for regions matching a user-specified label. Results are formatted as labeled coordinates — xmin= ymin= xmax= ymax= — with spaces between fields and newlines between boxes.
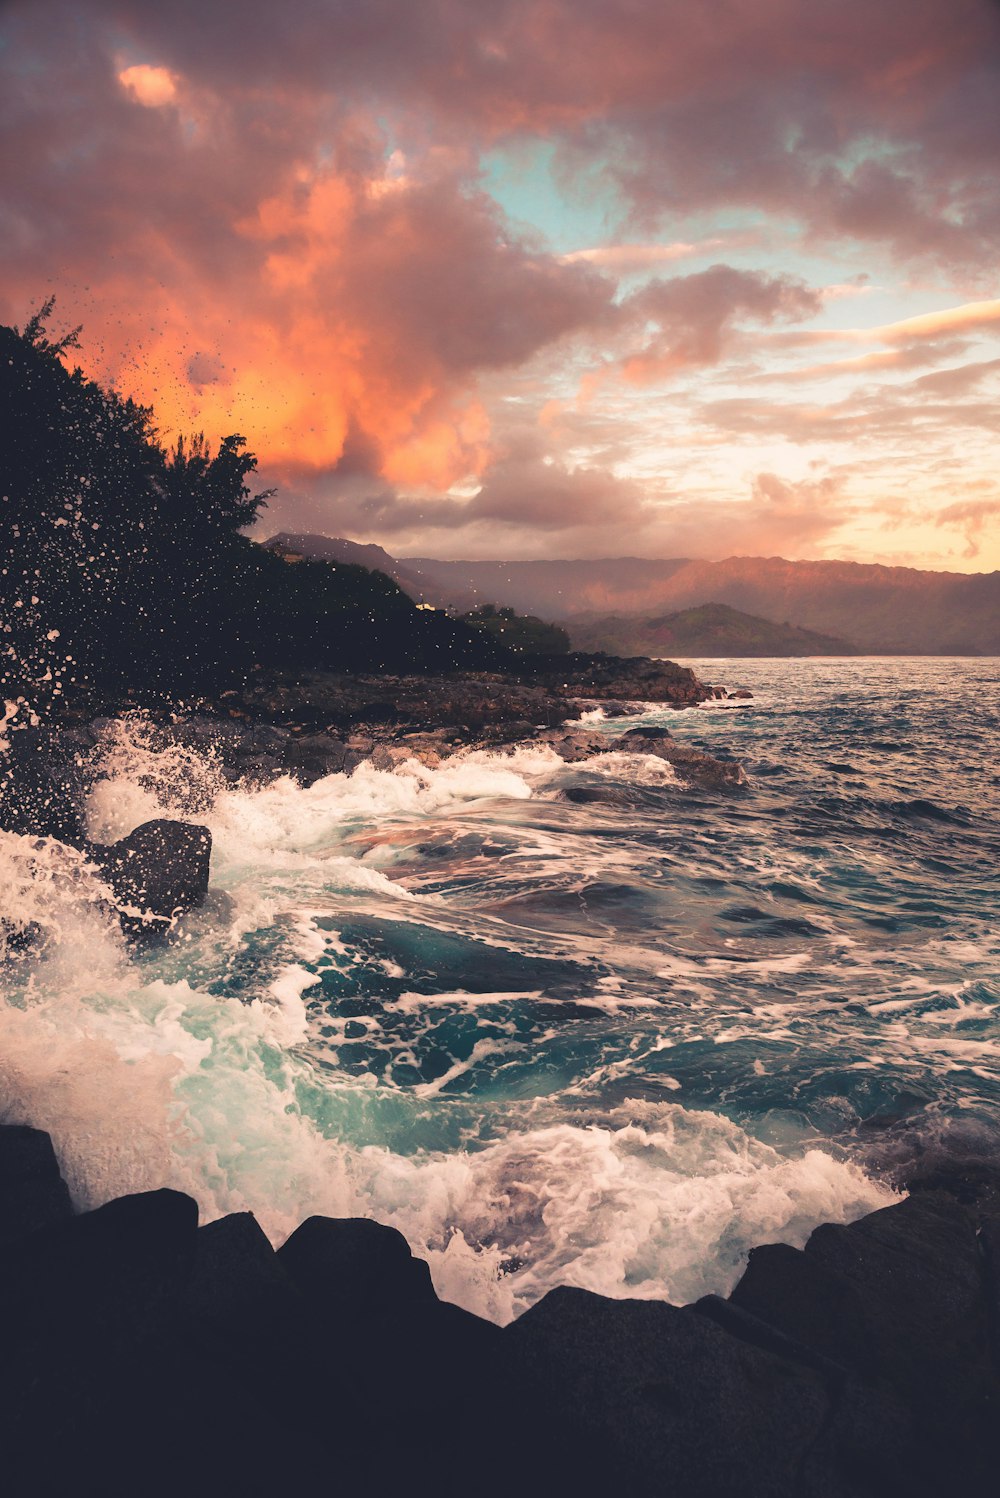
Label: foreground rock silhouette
xmin=89 ymin=818 xmax=212 ymax=933
xmin=1 ymin=1125 xmax=997 ymax=1497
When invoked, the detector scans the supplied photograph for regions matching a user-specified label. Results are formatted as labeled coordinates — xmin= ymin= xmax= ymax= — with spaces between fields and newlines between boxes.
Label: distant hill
xmin=570 ymin=604 xmax=856 ymax=657
xmin=266 ymin=536 xmax=998 ymax=654
xmin=262 ymin=533 xmax=477 ymax=612
xmin=402 ymin=554 xmax=1000 ymax=655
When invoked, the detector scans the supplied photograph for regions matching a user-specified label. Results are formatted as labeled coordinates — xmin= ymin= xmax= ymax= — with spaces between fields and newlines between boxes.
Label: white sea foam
xmin=0 ymin=939 xmax=895 ymax=1323
xmin=0 ymin=710 xmax=917 ymax=1327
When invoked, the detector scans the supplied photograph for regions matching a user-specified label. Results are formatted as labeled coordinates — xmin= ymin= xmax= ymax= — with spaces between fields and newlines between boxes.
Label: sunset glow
xmin=2 ymin=0 xmax=998 ymax=568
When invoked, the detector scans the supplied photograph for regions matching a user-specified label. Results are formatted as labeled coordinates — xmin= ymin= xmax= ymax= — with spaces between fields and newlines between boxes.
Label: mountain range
xmin=263 ymin=535 xmax=999 ymax=655
xmin=570 ymin=604 xmax=856 ymax=658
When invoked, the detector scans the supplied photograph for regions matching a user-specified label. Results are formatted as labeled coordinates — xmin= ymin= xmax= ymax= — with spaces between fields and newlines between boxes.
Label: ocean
xmin=2 ymin=657 xmax=998 ymax=1323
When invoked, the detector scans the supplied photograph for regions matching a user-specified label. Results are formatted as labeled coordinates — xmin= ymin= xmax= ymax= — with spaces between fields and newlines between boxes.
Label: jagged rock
xmin=617 ymin=728 xmax=746 ymax=789
xmin=277 ymin=1215 xmax=436 ymax=1327
xmin=89 ymin=818 xmax=211 ymax=931
xmin=2 ymin=1128 xmax=1000 ymax=1498
xmin=729 ymin=1191 xmax=1000 ymax=1488
xmin=0 ymin=1186 xmax=199 ymax=1350
xmin=534 ymin=727 xmax=613 ymax=762
xmin=501 ymin=1286 xmax=833 ymax=1497
xmin=280 ymin=731 xmax=349 ymax=783
xmin=182 ymin=1212 xmax=301 ymax=1337
xmin=563 ymin=784 xmax=634 ymax=806
xmin=0 ymin=1124 xmax=73 ymax=1245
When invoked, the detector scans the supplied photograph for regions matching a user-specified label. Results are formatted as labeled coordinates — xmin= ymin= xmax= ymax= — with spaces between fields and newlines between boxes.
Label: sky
xmin=2 ymin=0 xmax=999 ymax=570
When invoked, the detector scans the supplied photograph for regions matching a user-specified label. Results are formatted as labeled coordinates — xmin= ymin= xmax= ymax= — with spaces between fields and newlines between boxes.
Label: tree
xmin=1 ymin=301 xmax=271 ymax=698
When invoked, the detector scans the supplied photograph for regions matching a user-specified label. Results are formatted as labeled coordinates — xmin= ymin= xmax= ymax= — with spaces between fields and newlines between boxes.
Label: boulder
xmin=0 ymin=1124 xmax=73 ymax=1245
xmin=89 ymin=818 xmax=211 ymax=931
xmin=617 ymin=730 xmax=747 ymax=789
xmin=182 ymin=1212 xmax=302 ymax=1339
xmin=281 ymin=731 xmax=349 ymax=783
xmin=563 ymin=784 xmax=634 ymax=807
xmin=501 ymin=1286 xmax=834 ymax=1497
xmin=534 ymin=727 xmax=613 ymax=762
xmin=277 ymin=1215 xmax=436 ymax=1328
xmin=729 ymin=1191 xmax=1000 ymax=1488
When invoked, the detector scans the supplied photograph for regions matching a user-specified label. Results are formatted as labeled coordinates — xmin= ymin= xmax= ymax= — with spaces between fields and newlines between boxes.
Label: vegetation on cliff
xmin=569 ymin=603 xmax=856 ymax=657
xmin=460 ymin=604 xmax=570 ymax=655
xmin=0 ymin=303 xmax=504 ymax=705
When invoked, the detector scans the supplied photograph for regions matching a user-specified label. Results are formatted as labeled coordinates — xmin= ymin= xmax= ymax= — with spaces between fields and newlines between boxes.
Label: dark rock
xmin=2 ymin=1128 xmax=998 ymax=1498
xmin=728 ymin=688 xmax=754 ymax=700
xmin=0 ymin=1187 xmax=199 ymax=1350
xmin=730 ymin=1191 xmax=1000 ymax=1487
xmin=617 ymin=731 xmax=747 ymax=789
xmin=563 ymin=784 xmax=633 ymax=806
xmin=182 ymin=1212 xmax=301 ymax=1337
xmin=534 ymin=727 xmax=612 ymax=762
xmin=0 ymin=1124 xmax=73 ymax=1245
xmin=621 ymin=725 xmax=673 ymax=741
xmin=0 ymin=728 xmax=93 ymax=842
xmin=228 ymin=751 xmax=282 ymax=783
xmin=89 ymin=818 xmax=211 ymax=931
xmin=277 ymin=1214 xmax=436 ymax=1327
xmin=280 ymin=730 xmax=350 ymax=783
xmin=501 ymin=1286 xmax=833 ymax=1497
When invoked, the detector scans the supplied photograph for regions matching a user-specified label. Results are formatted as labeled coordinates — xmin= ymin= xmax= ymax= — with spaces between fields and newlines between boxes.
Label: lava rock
xmin=729 ymin=1191 xmax=1000 ymax=1488
xmin=277 ymin=1215 xmax=436 ymax=1328
xmin=0 ymin=1124 xmax=73 ymax=1245
xmin=89 ymin=818 xmax=211 ymax=931
xmin=501 ymin=1286 xmax=833 ymax=1497
xmin=617 ymin=731 xmax=747 ymax=789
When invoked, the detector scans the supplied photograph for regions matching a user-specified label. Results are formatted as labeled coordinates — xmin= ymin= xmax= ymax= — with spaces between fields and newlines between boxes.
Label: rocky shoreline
xmin=2 ymin=1123 xmax=998 ymax=1497
xmin=1 ymin=653 xmax=746 ymax=861
xmin=4 ymin=657 xmax=999 ymax=1495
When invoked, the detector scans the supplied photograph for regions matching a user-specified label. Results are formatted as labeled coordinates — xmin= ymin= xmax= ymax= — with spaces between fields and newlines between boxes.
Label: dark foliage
xmin=0 ymin=303 xmax=504 ymax=706
xmin=461 ymin=604 xmax=570 ymax=654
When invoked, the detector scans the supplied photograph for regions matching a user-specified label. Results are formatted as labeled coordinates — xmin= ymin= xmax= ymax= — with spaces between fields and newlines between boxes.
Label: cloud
xmin=117 ymin=63 xmax=178 ymax=108
xmin=839 ymin=298 xmax=1000 ymax=346
xmin=614 ymin=265 xmax=822 ymax=384
xmin=934 ymin=498 xmax=1000 ymax=558
xmin=0 ymin=19 xmax=614 ymax=489
xmin=560 ymin=239 xmax=734 ymax=275
xmin=1 ymin=0 xmax=998 ymax=571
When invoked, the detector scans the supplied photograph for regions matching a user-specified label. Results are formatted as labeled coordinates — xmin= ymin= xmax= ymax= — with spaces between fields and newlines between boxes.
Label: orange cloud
xmin=117 ymin=63 xmax=178 ymax=108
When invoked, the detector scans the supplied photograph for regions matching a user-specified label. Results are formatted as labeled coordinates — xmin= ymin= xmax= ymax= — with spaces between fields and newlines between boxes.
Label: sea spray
xmin=2 ymin=659 xmax=997 ymax=1321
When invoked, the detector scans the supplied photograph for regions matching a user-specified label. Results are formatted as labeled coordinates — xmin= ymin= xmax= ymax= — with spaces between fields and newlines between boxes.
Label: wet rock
xmin=89 ymin=818 xmax=211 ymax=931
xmin=620 ymin=724 xmax=672 ymax=741
xmin=501 ymin=1287 xmax=833 ymax=1497
xmin=280 ymin=731 xmax=348 ymax=783
xmin=563 ymin=784 xmax=633 ymax=806
xmin=617 ymin=730 xmax=747 ymax=789
xmin=0 ymin=1124 xmax=73 ymax=1245
xmin=729 ymin=1191 xmax=1000 ymax=1488
xmin=277 ymin=1215 xmax=436 ymax=1329
xmin=183 ymin=1213 xmax=298 ymax=1331
xmin=3 ymin=1128 xmax=1000 ymax=1498
xmin=534 ymin=727 xmax=612 ymax=762
xmin=0 ymin=729 xmax=93 ymax=842
xmin=728 ymin=688 xmax=754 ymax=700
xmin=515 ymin=651 xmax=711 ymax=706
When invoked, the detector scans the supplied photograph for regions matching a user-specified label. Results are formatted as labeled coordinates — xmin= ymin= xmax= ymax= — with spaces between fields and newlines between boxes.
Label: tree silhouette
xmin=1 ymin=301 xmax=506 ymax=709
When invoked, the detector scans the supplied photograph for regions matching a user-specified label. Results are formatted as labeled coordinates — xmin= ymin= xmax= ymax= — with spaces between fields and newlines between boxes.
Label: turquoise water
xmin=2 ymin=658 xmax=997 ymax=1320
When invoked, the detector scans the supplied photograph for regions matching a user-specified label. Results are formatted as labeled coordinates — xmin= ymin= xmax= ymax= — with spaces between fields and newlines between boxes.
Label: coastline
xmin=3 ymin=1121 xmax=998 ymax=1496
xmin=3 ymin=656 xmax=998 ymax=1496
